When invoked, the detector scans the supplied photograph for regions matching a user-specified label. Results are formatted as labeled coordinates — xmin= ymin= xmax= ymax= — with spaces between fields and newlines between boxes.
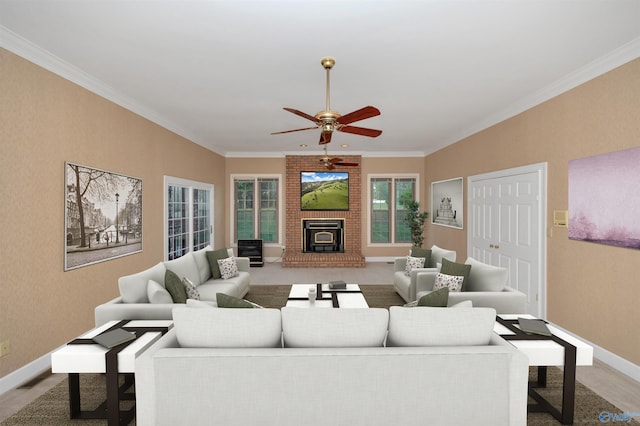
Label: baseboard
xmin=549 ymin=321 xmax=640 ymax=383
xmin=365 ymin=256 xmax=396 ymax=263
xmin=0 ymin=346 xmax=61 ymax=395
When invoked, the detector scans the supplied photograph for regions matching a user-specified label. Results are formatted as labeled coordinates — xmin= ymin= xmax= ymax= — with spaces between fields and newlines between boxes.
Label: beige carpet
xmin=3 ymin=285 xmax=636 ymax=425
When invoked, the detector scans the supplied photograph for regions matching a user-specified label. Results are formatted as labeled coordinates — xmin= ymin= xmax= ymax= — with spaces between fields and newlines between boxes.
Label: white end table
xmin=495 ymin=314 xmax=593 ymax=424
xmin=51 ymin=320 xmax=173 ymax=425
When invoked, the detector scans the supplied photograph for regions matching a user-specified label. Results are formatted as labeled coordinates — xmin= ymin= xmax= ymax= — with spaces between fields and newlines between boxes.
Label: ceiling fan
xmin=319 ymin=145 xmax=358 ymax=170
xmin=271 ymin=57 xmax=382 ymax=145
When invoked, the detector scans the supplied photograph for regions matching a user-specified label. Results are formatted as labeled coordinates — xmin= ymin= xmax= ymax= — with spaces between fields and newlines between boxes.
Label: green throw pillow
xmin=216 ymin=292 xmax=254 ymax=308
xmin=165 ymin=269 xmax=187 ymax=303
xmin=417 ymin=287 xmax=450 ymax=307
xmin=206 ymin=248 xmax=229 ymax=279
xmin=410 ymin=247 xmax=432 ymax=267
xmin=440 ymin=258 xmax=472 ymax=291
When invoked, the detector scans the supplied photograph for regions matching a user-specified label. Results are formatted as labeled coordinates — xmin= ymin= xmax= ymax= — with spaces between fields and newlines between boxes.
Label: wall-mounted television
xmin=301 ymin=171 xmax=349 ymax=211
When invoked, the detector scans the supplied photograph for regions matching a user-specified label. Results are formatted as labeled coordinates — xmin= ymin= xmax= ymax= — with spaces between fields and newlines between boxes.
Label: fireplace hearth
xmin=302 ymin=219 xmax=344 ymax=253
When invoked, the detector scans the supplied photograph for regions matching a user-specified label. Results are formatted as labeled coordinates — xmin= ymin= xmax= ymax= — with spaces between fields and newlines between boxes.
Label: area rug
xmin=3 ymin=285 xmax=636 ymax=425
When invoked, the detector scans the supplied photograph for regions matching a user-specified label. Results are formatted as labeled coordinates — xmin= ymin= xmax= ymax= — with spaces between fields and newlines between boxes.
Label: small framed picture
xmin=431 ymin=177 xmax=463 ymax=229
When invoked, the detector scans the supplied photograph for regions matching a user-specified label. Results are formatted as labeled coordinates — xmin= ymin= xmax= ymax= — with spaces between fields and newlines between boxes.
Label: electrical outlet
xmin=0 ymin=340 xmax=10 ymax=357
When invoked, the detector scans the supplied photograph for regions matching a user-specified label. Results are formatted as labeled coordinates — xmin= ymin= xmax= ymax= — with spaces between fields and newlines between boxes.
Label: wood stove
xmin=302 ymin=219 xmax=345 ymax=253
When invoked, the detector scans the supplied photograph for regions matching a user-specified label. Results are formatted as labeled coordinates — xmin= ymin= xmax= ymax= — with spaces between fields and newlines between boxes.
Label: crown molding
xmin=438 ymin=36 xmax=640 ymax=151
xmin=1 ymin=25 xmax=215 ymax=151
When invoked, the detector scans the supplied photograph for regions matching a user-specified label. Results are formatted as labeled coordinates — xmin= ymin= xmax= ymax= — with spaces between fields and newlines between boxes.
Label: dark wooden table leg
xmin=68 ymin=373 xmax=81 ymax=418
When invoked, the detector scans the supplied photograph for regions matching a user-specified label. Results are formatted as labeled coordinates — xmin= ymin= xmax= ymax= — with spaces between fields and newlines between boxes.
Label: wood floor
xmin=1 ymin=261 xmax=638 ymax=422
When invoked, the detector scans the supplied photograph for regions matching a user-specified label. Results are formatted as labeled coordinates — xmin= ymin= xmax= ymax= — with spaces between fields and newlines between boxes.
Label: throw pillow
xmin=216 ymin=292 xmax=255 ymax=308
xmin=205 ymin=247 xmax=229 ymax=279
xmin=433 ymin=272 xmax=464 ymax=292
xmin=417 ymin=287 xmax=449 ymax=307
xmin=404 ymin=255 xmax=426 ymax=276
xmin=217 ymin=257 xmax=239 ymax=280
xmin=147 ymin=279 xmax=173 ymax=304
xmin=165 ymin=269 xmax=187 ymax=303
xmin=440 ymin=258 xmax=472 ymax=291
xmin=410 ymin=247 xmax=432 ymax=267
xmin=182 ymin=277 xmax=200 ymax=300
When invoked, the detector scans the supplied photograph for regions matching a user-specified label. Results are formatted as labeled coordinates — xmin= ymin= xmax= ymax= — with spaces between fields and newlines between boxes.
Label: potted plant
xmin=399 ymin=195 xmax=429 ymax=248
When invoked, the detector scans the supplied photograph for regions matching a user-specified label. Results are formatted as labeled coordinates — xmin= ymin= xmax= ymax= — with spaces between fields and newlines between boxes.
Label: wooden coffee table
xmin=494 ymin=314 xmax=593 ymax=425
xmin=51 ymin=320 xmax=173 ymax=426
xmin=286 ymin=283 xmax=369 ymax=308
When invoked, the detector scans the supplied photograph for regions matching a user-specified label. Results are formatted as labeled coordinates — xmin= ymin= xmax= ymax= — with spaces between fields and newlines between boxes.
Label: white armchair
xmin=415 ymin=257 xmax=527 ymax=314
xmin=393 ymin=245 xmax=456 ymax=302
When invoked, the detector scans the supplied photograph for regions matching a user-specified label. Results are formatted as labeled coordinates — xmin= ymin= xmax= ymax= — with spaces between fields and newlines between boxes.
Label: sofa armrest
xmin=94 ymin=297 xmax=176 ymax=327
xmin=235 ymin=256 xmax=250 ymax=272
xmin=415 ymin=270 xmax=438 ymax=297
xmin=393 ymin=257 xmax=407 ymax=273
xmin=136 ymin=329 xmax=179 ymax=426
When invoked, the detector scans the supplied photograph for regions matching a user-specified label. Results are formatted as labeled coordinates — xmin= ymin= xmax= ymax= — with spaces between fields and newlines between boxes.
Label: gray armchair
xmin=393 ymin=245 xmax=456 ymax=302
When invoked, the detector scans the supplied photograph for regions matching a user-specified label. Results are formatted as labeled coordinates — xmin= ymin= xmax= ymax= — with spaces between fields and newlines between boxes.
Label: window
xmin=231 ymin=175 xmax=281 ymax=245
xmin=369 ymin=175 xmax=418 ymax=244
xmin=164 ymin=176 xmax=213 ymax=260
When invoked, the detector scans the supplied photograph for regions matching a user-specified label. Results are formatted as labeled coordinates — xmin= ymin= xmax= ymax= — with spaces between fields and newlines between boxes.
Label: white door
xmin=468 ymin=163 xmax=547 ymax=318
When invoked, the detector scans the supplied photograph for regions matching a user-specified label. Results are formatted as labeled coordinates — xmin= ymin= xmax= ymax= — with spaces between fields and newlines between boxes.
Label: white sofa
xmin=94 ymin=246 xmax=250 ymax=326
xmin=393 ymin=244 xmax=457 ymax=302
xmin=135 ymin=306 xmax=528 ymax=426
xmin=415 ymin=257 xmax=527 ymax=314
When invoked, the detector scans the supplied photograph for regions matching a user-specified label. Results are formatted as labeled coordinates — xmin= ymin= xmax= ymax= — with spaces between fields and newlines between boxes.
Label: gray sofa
xmin=416 ymin=257 xmax=527 ymax=314
xmin=393 ymin=244 xmax=457 ymax=302
xmin=136 ymin=306 xmax=528 ymax=426
xmin=94 ymin=246 xmax=250 ymax=326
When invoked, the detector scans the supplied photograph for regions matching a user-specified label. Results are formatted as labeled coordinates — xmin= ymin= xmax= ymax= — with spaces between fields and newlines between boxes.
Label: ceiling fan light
xmin=323 ymin=122 xmax=334 ymax=132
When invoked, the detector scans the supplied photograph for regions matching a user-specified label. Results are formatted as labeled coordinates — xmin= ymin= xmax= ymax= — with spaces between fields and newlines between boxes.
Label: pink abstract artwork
xmin=568 ymin=146 xmax=640 ymax=249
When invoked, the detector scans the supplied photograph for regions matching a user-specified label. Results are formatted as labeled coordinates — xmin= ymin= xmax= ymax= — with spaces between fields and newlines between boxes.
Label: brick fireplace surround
xmin=282 ymin=155 xmax=365 ymax=268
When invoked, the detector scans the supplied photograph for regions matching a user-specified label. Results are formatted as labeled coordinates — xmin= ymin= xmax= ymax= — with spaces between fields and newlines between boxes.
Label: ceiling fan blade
xmin=271 ymin=126 xmax=318 ymax=135
xmin=339 ymin=125 xmax=383 ymax=138
xmin=319 ymin=131 xmax=332 ymax=145
xmin=334 ymin=162 xmax=359 ymax=167
xmin=335 ymin=106 xmax=380 ymax=125
xmin=283 ymin=107 xmax=319 ymax=123
xmin=325 ymin=163 xmax=336 ymax=170
xmin=329 ymin=157 xmax=344 ymax=163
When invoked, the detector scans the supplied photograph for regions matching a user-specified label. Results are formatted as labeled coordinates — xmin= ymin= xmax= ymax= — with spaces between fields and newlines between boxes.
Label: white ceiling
xmin=2 ymin=1 xmax=639 ymax=158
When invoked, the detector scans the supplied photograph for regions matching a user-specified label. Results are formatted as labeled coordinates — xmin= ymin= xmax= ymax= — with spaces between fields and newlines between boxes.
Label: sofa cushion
xmin=387 ymin=306 xmax=496 ymax=347
xmin=217 ymin=257 xmax=239 ymax=279
xmin=164 ymin=253 xmax=201 ymax=287
xmin=186 ymin=299 xmax=217 ymax=308
xmin=172 ymin=306 xmax=282 ymax=348
xmin=433 ymin=272 xmax=464 ymax=292
xmin=281 ymin=307 xmax=389 ymax=348
xmin=182 ymin=277 xmax=200 ymax=300
xmin=206 ymin=248 xmax=229 ymax=279
xmin=440 ymin=258 xmax=472 ymax=291
xmin=216 ymin=292 xmax=254 ymax=308
xmin=465 ymin=257 xmax=509 ymax=292
xmin=417 ymin=287 xmax=449 ymax=307
xmin=165 ymin=270 xmax=187 ymax=304
xmin=192 ymin=245 xmax=213 ymax=283
xmin=147 ymin=279 xmax=173 ymax=304
xmin=404 ymin=255 xmax=425 ymax=276
xmin=118 ymin=262 xmax=166 ymax=303
xmin=410 ymin=246 xmax=431 ymax=266
xmin=430 ymin=244 xmax=456 ymax=268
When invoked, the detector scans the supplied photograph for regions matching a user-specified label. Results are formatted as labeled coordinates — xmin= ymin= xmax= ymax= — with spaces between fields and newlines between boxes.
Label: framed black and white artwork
xmin=431 ymin=177 xmax=463 ymax=229
xmin=64 ymin=162 xmax=142 ymax=270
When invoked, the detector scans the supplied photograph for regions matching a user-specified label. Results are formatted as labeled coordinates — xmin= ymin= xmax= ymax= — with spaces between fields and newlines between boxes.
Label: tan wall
xmin=424 ymin=58 xmax=640 ymax=365
xmin=0 ymin=49 xmax=225 ymax=377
